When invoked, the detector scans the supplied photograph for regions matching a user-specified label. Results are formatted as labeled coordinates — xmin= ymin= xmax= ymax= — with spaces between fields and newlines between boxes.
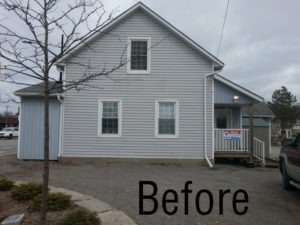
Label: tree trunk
xmin=40 ymin=80 xmax=50 ymax=225
xmin=40 ymin=1 xmax=49 ymax=223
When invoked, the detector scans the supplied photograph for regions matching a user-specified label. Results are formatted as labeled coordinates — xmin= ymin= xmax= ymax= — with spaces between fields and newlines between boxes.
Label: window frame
xmin=155 ymin=100 xmax=179 ymax=138
xmin=127 ymin=37 xmax=151 ymax=74
xmin=98 ymin=99 xmax=122 ymax=137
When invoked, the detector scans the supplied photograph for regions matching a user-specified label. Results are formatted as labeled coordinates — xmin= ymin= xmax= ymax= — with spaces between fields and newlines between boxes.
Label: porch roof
xmin=14 ymin=81 xmax=63 ymax=97
xmin=214 ymin=74 xmax=264 ymax=105
xmin=242 ymin=102 xmax=275 ymax=118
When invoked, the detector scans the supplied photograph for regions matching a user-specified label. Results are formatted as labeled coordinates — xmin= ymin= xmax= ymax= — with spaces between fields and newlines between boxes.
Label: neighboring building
xmin=242 ymin=102 xmax=274 ymax=159
xmin=292 ymin=103 xmax=300 ymax=135
xmin=14 ymin=82 xmax=62 ymax=160
xmin=271 ymin=102 xmax=300 ymax=139
xmin=0 ymin=114 xmax=19 ymax=130
xmin=15 ymin=3 xmax=266 ymax=165
xmin=292 ymin=118 xmax=300 ymax=134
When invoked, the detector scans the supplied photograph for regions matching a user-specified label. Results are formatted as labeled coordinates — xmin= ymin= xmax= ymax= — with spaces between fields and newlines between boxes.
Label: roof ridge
xmin=56 ymin=2 xmax=224 ymax=68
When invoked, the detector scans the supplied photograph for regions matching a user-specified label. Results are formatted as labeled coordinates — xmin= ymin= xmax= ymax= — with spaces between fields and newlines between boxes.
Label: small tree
xmin=268 ymin=86 xmax=299 ymax=135
xmin=0 ymin=1 xmax=166 ymax=224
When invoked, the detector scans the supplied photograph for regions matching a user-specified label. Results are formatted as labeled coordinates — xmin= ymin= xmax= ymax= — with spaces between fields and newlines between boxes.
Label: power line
xmin=217 ymin=0 xmax=230 ymax=57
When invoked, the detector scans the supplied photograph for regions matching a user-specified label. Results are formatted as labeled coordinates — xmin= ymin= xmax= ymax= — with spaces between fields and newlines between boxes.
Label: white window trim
xmin=98 ymin=99 xmax=122 ymax=137
xmin=127 ymin=37 xmax=151 ymax=74
xmin=155 ymin=100 xmax=179 ymax=138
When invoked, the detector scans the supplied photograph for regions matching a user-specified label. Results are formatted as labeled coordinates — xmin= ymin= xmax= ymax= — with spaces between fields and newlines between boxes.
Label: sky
xmin=0 ymin=0 xmax=299 ymax=113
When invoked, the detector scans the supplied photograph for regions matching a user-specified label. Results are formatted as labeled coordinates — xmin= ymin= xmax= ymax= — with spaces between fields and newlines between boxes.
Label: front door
xmin=215 ymin=109 xmax=232 ymax=129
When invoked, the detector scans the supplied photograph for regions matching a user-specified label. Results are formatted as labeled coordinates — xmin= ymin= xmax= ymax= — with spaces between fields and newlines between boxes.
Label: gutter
xmin=204 ymin=69 xmax=223 ymax=168
xmin=14 ymin=93 xmax=63 ymax=97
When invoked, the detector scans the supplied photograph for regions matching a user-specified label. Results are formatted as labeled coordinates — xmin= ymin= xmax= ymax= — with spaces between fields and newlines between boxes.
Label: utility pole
xmin=0 ymin=63 xmax=6 ymax=76
xmin=59 ymin=35 xmax=64 ymax=82
xmin=5 ymin=105 xmax=9 ymax=127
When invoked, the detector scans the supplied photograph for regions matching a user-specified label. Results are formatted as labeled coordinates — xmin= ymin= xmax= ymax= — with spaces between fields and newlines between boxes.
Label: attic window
xmin=127 ymin=37 xmax=151 ymax=74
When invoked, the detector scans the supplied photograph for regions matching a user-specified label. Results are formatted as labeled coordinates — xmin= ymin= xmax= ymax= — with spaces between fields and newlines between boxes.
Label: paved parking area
xmin=0 ymin=153 xmax=299 ymax=225
xmin=0 ymin=138 xmax=17 ymax=156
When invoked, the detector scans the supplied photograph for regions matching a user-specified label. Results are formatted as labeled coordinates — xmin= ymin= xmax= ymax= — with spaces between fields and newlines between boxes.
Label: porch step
xmin=290 ymin=181 xmax=300 ymax=189
xmin=264 ymin=158 xmax=279 ymax=168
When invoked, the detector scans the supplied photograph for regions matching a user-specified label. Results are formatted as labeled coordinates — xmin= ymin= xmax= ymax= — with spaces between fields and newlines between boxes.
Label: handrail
xmin=253 ymin=137 xmax=265 ymax=165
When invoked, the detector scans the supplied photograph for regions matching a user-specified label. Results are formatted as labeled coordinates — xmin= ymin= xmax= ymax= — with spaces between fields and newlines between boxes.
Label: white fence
xmin=253 ymin=137 xmax=265 ymax=165
xmin=214 ymin=129 xmax=249 ymax=151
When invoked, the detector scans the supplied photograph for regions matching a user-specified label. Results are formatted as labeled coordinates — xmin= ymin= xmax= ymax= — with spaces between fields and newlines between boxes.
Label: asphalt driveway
xmin=0 ymin=155 xmax=299 ymax=225
xmin=0 ymin=138 xmax=17 ymax=156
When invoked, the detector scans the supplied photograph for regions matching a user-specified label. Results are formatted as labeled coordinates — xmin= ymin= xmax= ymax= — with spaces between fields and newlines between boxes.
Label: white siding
xmin=63 ymin=9 xmax=214 ymax=159
xmin=214 ymin=80 xmax=254 ymax=105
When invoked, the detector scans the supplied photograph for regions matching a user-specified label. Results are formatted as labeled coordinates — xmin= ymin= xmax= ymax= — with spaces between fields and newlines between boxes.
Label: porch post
xmin=248 ymin=104 xmax=254 ymax=163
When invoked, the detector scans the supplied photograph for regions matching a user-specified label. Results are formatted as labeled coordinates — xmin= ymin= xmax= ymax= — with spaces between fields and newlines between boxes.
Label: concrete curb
xmin=15 ymin=181 xmax=137 ymax=225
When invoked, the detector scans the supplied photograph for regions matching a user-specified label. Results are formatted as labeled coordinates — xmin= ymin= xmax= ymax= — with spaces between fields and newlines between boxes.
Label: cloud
xmin=0 ymin=0 xmax=299 ymax=113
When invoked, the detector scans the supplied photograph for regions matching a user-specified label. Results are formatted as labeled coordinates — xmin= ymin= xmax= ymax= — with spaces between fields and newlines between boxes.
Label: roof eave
xmin=242 ymin=114 xmax=275 ymax=119
xmin=14 ymin=92 xmax=63 ymax=97
xmin=214 ymin=74 xmax=264 ymax=103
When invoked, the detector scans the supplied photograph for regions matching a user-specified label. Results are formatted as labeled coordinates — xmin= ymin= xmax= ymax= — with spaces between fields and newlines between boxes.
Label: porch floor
xmin=214 ymin=151 xmax=249 ymax=158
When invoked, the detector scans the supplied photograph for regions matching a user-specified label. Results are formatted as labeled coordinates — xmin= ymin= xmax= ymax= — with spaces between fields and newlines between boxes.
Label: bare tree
xmin=0 ymin=0 xmax=127 ymax=224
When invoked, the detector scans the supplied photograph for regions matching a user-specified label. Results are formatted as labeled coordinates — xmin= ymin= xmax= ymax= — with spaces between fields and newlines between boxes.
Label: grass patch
xmin=56 ymin=208 xmax=101 ymax=225
xmin=33 ymin=192 xmax=71 ymax=211
xmin=11 ymin=183 xmax=42 ymax=200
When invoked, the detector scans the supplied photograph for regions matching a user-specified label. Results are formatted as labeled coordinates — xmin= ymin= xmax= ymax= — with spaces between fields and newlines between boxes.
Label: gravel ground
xmin=1 ymin=155 xmax=299 ymax=225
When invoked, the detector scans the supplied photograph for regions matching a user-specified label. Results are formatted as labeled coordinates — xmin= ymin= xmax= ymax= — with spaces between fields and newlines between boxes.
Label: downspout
xmin=57 ymin=94 xmax=63 ymax=158
xmin=57 ymin=94 xmax=63 ymax=104
xmin=204 ymin=68 xmax=223 ymax=168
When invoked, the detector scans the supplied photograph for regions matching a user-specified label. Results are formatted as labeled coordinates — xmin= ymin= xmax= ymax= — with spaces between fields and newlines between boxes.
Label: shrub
xmin=0 ymin=179 xmax=14 ymax=191
xmin=33 ymin=192 xmax=71 ymax=211
xmin=57 ymin=208 xmax=101 ymax=225
xmin=11 ymin=183 xmax=42 ymax=200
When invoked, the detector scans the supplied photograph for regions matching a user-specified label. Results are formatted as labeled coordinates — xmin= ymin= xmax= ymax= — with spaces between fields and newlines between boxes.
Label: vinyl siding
xmin=243 ymin=117 xmax=272 ymax=158
xmin=19 ymin=97 xmax=60 ymax=160
xmin=63 ymin=9 xmax=213 ymax=159
xmin=214 ymin=80 xmax=254 ymax=105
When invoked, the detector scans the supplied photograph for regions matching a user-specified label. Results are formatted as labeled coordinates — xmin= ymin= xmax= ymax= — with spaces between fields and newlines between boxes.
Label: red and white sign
xmin=224 ymin=130 xmax=241 ymax=141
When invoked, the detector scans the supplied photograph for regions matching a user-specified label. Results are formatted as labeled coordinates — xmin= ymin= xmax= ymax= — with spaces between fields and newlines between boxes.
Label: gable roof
xmin=56 ymin=2 xmax=224 ymax=69
xmin=214 ymin=74 xmax=264 ymax=103
xmin=242 ymin=102 xmax=275 ymax=118
xmin=14 ymin=81 xmax=63 ymax=97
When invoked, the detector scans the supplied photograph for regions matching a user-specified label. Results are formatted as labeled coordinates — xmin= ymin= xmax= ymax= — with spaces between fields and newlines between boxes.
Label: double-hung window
xmin=155 ymin=100 xmax=179 ymax=138
xmin=127 ymin=37 xmax=151 ymax=73
xmin=99 ymin=100 xmax=122 ymax=137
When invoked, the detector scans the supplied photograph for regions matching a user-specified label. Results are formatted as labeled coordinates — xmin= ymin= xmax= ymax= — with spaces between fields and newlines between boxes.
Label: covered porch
xmin=213 ymin=74 xmax=265 ymax=164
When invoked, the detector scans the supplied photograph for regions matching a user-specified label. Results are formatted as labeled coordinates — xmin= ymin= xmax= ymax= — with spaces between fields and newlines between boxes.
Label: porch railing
xmin=253 ymin=137 xmax=265 ymax=165
xmin=214 ymin=129 xmax=249 ymax=151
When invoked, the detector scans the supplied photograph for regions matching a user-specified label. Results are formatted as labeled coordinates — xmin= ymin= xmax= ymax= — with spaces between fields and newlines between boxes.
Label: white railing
xmin=253 ymin=137 xmax=265 ymax=165
xmin=214 ymin=129 xmax=249 ymax=151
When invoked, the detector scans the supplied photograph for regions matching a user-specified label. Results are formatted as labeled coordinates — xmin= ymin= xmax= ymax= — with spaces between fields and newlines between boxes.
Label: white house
xmin=15 ymin=2 xmax=265 ymax=166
